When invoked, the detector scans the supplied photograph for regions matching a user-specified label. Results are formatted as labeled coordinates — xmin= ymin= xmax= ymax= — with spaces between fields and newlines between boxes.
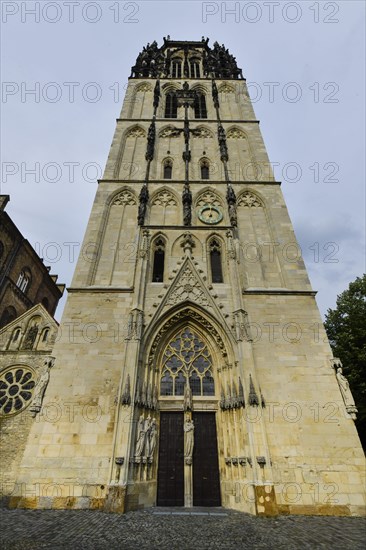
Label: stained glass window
xmin=160 ymin=328 xmax=215 ymax=396
xmin=0 ymin=367 xmax=36 ymax=415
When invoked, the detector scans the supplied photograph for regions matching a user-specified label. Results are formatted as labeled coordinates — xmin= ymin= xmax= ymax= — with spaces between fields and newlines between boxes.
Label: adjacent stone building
xmin=2 ymin=38 xmax=365 ymax=516
xmin=0 ymin=195 xmax=65 ymax=327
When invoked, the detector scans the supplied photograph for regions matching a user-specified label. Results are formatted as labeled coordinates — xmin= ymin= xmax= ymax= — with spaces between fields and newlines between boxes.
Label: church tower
xmin=7 ymin=38 xmax=365 ymax=516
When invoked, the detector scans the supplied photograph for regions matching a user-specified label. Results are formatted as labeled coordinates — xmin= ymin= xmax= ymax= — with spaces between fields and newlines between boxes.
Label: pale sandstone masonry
xmin=3 ymin=39 xmax=364 ymax=516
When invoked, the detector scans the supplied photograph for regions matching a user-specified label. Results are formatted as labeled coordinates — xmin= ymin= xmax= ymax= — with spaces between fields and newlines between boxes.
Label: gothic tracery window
xmin=160 ymin=328 xmax=215 ymax=397
xmin=0 ymin=367 xmax=36 ymax=415
xmin=165 ymin=92 xmax=178 ymax=118
xmin=209 ymin=239 xmax=224 ymax=283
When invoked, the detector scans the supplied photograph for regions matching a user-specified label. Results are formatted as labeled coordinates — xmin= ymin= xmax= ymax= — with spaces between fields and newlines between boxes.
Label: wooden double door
xmin=157 ymin=412 xmax=221 ymax=507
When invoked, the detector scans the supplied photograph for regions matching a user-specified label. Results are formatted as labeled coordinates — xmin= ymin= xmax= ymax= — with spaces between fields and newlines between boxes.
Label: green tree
xmin=324 ymin=274 xmax=366 ymax=448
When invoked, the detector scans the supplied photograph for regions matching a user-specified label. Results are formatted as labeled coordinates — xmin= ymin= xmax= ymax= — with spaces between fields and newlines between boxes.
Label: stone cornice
xmin=116 ymin=118 xmax=260 ymax=124
xmin=98 ymin=179 xmax=281 ymax=186
xmin=243 ymin=289 xmax=317 ymax=296
xmin=67 ymin=287 xmax=134 ymax=293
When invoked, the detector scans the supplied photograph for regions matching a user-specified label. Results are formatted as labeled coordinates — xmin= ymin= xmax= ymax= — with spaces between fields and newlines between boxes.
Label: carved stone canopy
xmin=130 ymin=39 xmax=243 ymax=80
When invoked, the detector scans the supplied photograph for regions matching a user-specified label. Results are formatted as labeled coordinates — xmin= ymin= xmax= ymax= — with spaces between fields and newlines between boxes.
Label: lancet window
xmin=200 ymin=159 xmax=210 ymax=180
xmin=152 ymin=238 xmax=165 ymax=282
xmin=190 ymin=58 xmax=201 ymax=78
xmin=163 ymin=159 xmax=173 ymax=179
xmin=165 ymin=92 xmax=178 ymax=118
xmin=209 ymin=239 xmax=223 ymax=283
xmin=171 ymin=58 xmax=182 ymax=78
xmin=194 ymin=93 xmax=207 ymax=119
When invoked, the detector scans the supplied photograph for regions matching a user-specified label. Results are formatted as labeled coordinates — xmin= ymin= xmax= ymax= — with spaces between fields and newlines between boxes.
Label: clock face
xmin=198 ymin=205 xmax=223 ymax=225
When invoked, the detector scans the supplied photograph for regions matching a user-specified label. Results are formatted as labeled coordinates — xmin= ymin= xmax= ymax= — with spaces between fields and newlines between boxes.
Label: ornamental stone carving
xmin=131 ymin=39 xmax=243 ymax=80
xmin=126 ymin=309 xmax=143 ymax=341
xmin=191 ymin=127 xmax=213 ymax=139
xmin=159 ymin=126 xmax=182 ymax=138
xmin=135 ymin=82 xmax=153 ymax=93
xmin=152 ymin=190 xmax=178 ymax=207
xmin=218 ymin=83 xmax=235 ymax=94
xmin=237 ymin=192 xmax=263 ymax=208
xmin=113 ymin=190 xmax=137 ymax=206
xmin=139 ymin=229 xmax=150 ymax=258
xmin=197 ymin=191 xmax=222 ymax=207
xmin=248 ymin=374 xmax=259 ymax=407
xmin=166 ymin=266 xmax=209 ymax=307
xmin=126 ymin=126 xmax=146 ymax=138
xmin=227 ymin=128 xmax=246 ymax=139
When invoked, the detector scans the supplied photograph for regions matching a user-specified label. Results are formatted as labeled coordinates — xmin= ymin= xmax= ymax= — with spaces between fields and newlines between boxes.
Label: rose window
xmin=0 ymin=367 xmax=36 ymax=415
xmin=160 ymin=328 xmax=215 ymax=396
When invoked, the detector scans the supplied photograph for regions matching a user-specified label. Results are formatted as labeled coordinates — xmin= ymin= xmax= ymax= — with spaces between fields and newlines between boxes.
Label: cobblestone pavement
xmin=1 ymin=508 xmax=365 ymax=550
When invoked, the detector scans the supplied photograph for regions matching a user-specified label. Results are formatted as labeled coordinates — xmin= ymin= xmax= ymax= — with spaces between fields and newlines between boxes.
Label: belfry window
xmin=194 ymin=93 xmax=207 ymax=119
xmin=152 ymin=238 xmax=165 ymax=282
xmin=160 ymin=328 xmax=215 ymax=397
xmin=165 ymin=92 xmax=178 ymax=118
xmin=200 ymin=160 xmax=210 ymax=180
xmin=16 ymin=269 xmax=31 ymax=293
xmin=190 ymin=58 xmax=201 ymax=78
xmin=209 ymin=239 xmax=223 ymax=283
xmin=163 ymin=159 xmax=173 ymax=179
xmin=171 ymin=59 xmax=182 ymax=78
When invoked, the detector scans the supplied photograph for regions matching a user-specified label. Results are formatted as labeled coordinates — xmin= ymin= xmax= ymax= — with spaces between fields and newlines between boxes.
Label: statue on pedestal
xmin=184 ymin=417 xmax=194 ymax=465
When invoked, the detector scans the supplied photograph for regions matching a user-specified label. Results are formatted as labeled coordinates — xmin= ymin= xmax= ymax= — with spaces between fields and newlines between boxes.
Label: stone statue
xmin=153 ymin=80 xmax=160 ymax=109
xmin=336 ymin=367 xmax=358 ymax=419
xmin=145 ymin=120 xmax=156 ymax=161
xmin=22 ymin=325 xmax=39 ymax=350
xmin=227 ymin=185 xmax=237 ymax=227
xmin=183 ymin=382 xmax=192 ymax=411
xmin=135 ymin=414 xmax=146 ymax=460
xmin=29 ymin=360 xmax=53 ymax=417
xmin=182 ymin=184 xmax=192 ymax=226
xmin=147 ymin=418 xmax=157 ymax=461
xmin=218 ymin=125 xmax=228 ymax=161
xmin=184 ymin=417 xmax=194 ymax=465
xmin=228 ymin=203 xmax=237 ymax=227
xmin=137 ymin=184 xmax=149 ymax=226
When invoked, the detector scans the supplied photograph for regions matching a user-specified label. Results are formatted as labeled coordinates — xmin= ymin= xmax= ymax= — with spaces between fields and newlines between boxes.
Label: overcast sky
xmin=1 ymin=0 xmax=365 ymax=321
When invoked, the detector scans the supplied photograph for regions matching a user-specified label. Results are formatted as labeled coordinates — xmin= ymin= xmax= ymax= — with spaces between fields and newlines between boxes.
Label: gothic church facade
xmin=3 ymin=38 xmax=365 ymax=516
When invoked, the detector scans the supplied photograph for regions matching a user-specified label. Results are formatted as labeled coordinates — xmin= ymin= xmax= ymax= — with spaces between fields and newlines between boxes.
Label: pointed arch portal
xmin=150 ymin=307 xmax=223 ymax=508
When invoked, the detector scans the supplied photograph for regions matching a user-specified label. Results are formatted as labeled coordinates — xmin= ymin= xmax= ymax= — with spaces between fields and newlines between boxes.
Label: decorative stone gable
xmin=166 ymin=265 xmax=209 ymax=307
